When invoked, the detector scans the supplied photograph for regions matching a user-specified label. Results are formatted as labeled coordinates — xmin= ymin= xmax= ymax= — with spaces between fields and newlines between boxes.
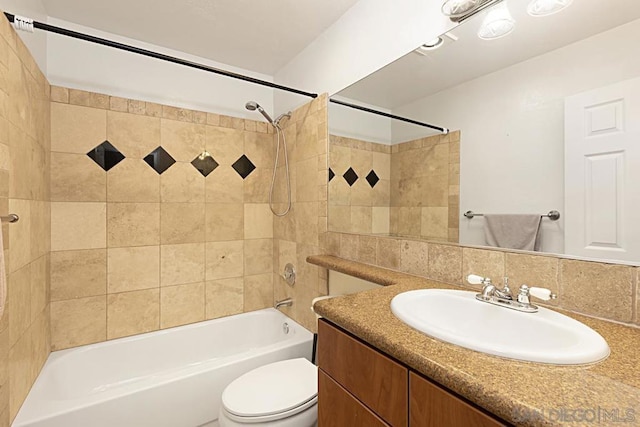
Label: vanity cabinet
xmin=317 ymin=319 xmax=507 ymax=427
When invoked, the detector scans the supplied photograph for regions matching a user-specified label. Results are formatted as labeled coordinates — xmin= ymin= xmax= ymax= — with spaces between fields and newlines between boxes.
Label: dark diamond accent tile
xmin=328 ymin=168 xmax=335 ymax=182
xmin=232 ymin=154 xmax=256 ymax=179
xmin=191 ymin=152 xmax=219 ymax=177
xmin=343 ymin=167 xmax=358 ymax=187
xmin=366 ymin=170 xmax=380 ymax=188
xmin=144 ymin=146 xmax=176 ymax=174
xmin=86 ymin=140 xmax=125 ymax=171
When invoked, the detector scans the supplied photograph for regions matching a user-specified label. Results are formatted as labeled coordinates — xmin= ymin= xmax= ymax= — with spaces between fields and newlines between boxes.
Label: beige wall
xmin=49 ymin=87 xmax=279 ymax=350
xmin=328 ymin=131 xmax=460 ymax=243
xmin=273 ymin=95 xmax=329 ymax=332
xmin=0 ymin=17 xmax=51 ymax=424
xmin=326 ymin=231 xmax=640 ymax=327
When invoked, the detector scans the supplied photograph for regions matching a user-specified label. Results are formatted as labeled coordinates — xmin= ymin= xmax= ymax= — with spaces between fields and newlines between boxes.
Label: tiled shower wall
xmin=390 ymin=131 xmax=460 ymax=242
xmin=0 ymin=17 xmax=51 ymax=423
xmin=273 ymin=95 xmax=329 ymax=332
xmin=329 ymin=135 xmax=391 ymax=234
xmin=326 ymin=231 xmax=640 ymax=327
xmin=328 ymin=131 xmax=459 ymax=242
xmin=49 ymin=87 xmax=279 ymax=350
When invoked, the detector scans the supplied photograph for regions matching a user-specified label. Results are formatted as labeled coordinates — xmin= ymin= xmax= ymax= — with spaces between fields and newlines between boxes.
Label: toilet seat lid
xmin=222 ymin=358 xmax=318 ymax=418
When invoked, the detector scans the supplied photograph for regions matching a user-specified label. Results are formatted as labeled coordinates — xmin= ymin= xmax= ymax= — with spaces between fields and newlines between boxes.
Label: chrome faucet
xmin=468 ymin=275 xmax=556 ymax=313
xmin=275 ymin=298 xmax=293 ymax=309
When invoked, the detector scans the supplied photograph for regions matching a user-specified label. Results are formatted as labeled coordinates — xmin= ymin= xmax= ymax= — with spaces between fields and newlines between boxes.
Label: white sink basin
xmin=390 ymin=289 xmax=609 ymax=365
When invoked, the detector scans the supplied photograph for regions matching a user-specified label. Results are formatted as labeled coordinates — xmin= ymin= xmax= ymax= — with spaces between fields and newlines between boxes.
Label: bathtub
xmin=13 ymin=309 xmax=313 ymax=427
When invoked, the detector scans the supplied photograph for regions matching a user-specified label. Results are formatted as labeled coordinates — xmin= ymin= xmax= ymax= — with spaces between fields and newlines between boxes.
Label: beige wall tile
xmin=107 ymin=203 xmax=159 ymax=247
xmin=462 ymin=248 xmax=505 ymax=288
xmin=328 ymin=205 xmax=350 ymax=233
xmin=160 ymin=119 xmax=205 ymax=162
xmin=350 ymin=207 xmax=372 ymax=234
xmin=29 ymin=255 xmax=49 ymax=321
xmin=7 ymin=265 xmax=30 ymax=346
xmin=50 ymin=152 xmax=106 ymax=202
xmin=243 ymin=168 xmax=272 ymax=204
xmin=107 ymin=111 xmax=160 ymax=158
xmin=51 ymin=296 xmax=106 ymax=350
xmin=50 ymin=86 xmax=69 ymax=103
xmin=160 ymin=283 xmax=205 ymax=329
xmin=160 ymin=243 xmax=205 ymax=287
xmin=428 ymin=244 xmax=462 ymax=285
xmin=160 ymin=162 xmax=205 ymax=202
xmin=205 ymin=278 xmax=243 ymax=319
xmin=421 ymin=207 xmax=449 ymax=240
xmin=106 ymin=158 xmax=160 ymax=202
xmin=372 ymin=207 xmax=390 ymax=234
xmin=205 ymin=167 xmax=244 ymax=204
xmin=205 ymin=203 xmax=243 ymax=241
xmin=244 ymin=239 xmax=273 ymax=276
xmin=205 ymin=127 xmax=244 ymax=166
xmin=160 ymin=203 xmax=205 ymax=244
xmin=244 ymin=204 xmax=273 ymax=239
xmin=51 ymin=202 xmax=106 ymax=251
xmin=51 ymin=249 xmax=106 ymax=301
xmin=357 ymin=235 xmax=377 ymax=265
xmin=69 ymin=89 xmax=109 ymax=109
xmin=244 ymin=273 xmax=273 ymax=311
xmin=7 ymin=198 xmax=30 ymax=272
xmin=295 ymin=202 xmax=318 ymax=246
xmin=206 ymin=240 xmax=244 ymax=280
xmin=560 ymin=260 xmax=633 ymax=322
xmin=51 ymin=103 xmax=106 ymax=154
xmin=107 ymin=246 xmax=159 ymax=293
xmin=107 ymin=289 xmax=160 ymax=339
xmin=244 ymin=132 xmax=274 ymax=168
xmin=399 ymin=240 xmax=429 ymax=277
xmin=8 ymin=332 xmax=32 ymax=421
xmin=505 ymin=253 xmax=559 ymax=301
xmin=339 ymin=233 xmax=358 ymax=261
xmin=376 ymin=237 xmax=401 ymax=270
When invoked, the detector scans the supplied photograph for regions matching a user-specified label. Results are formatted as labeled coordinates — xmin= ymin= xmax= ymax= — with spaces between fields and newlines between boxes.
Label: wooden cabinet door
xmin=318 ymin=319 xmax=408 ymax=427
xmin=319 ymin=370 xmax=389 ymax=427
xmin=410 ymin=372 xmax=507 ymax=427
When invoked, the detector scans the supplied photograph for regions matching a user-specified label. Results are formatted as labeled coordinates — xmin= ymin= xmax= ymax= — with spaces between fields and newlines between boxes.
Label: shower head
xmin=245 ymin=101 xmax=274 ymax=125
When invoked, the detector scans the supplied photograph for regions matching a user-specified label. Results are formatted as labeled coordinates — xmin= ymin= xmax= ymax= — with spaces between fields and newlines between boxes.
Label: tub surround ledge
xmin=308 ymin=255 xmax=640 ymax=427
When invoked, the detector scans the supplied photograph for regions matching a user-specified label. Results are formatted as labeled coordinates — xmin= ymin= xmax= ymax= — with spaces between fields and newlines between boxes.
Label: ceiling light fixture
xmin=423 ymin=37 xmax=444 ymax=50
xmin=527 ymin=0 xmax=573 ymax=17
xmin=477 ymin=2 xmax=516 ymax=40
xmin=441 ymin=0 xmax=482 ymax=18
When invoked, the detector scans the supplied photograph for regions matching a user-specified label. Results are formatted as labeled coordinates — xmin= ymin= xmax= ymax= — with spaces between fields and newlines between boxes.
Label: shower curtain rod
xmin=3 ymin=12 xmax=318 ymax=99
xmin=329 ymin=98 xmax=449 ymax=134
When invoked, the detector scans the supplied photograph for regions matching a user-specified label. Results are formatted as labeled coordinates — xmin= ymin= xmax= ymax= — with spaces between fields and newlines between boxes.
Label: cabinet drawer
xmin=410 ymin=372 xmax=507 ymax=427
xmin=317 ymin=319 xmax=408 ymax=427
xmin=319 ymin=370 xmax=390 ymax=427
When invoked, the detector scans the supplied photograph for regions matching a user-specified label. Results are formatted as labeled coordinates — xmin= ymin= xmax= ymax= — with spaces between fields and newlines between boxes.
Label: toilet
xmin=218 ymin=358 xmax=318 ymax=426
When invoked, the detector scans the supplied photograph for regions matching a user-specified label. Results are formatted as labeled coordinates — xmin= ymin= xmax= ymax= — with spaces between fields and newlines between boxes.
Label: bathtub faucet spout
xmin=275 ymin=298 xmax=293 ymax=309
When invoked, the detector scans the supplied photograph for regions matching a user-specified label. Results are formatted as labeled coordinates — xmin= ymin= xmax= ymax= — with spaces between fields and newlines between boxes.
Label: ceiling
xmin=40 ymin=0 xmax=360 ymax=75
xmin=338 ymin=0 xmax=640 ymax=109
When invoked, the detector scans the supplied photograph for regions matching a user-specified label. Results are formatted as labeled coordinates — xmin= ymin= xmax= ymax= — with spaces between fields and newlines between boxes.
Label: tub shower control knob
xmin=283 ymin=263 xmax=296 ymax=286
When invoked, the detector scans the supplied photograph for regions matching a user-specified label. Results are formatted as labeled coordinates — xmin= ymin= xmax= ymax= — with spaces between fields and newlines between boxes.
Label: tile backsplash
xmin=326 ymin=231 xmax=639 ymax=327
xmin=49 ymin=86 xmax=280 ymax=350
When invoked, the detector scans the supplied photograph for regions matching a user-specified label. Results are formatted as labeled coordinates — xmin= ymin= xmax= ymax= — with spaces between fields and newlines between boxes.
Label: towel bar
xmin=0 ymin=214 xmax=19 ymax=223
xmin=464 ymin=210 xmax=560 ymax=221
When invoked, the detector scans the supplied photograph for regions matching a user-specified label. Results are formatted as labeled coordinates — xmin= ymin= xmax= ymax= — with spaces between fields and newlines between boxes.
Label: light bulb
xmin=478 ymin=2 xmax=515 ymax=40
xmin=442 ymin=0 xmax=482 ymax=18
xmin=527 ymin=0 xmax=573 ymax=17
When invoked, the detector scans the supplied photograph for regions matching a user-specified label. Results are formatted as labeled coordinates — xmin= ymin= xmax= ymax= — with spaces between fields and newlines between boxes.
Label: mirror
xmin=328 ymin=0 xmax=640 ymax=264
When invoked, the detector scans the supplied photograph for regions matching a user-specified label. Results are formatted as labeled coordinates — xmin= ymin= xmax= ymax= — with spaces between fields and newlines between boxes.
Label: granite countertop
xmin=309 ymin=255 xmax=640 ymax=427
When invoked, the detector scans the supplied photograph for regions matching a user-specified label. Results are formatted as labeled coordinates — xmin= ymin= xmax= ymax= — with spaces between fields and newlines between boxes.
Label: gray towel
xmin=483 ymin=214 xmax=542 ymax=251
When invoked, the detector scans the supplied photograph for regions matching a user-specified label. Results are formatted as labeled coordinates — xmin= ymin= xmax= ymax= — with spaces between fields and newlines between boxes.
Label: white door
xmin=565 ymin=77 xmax=640 ymax=262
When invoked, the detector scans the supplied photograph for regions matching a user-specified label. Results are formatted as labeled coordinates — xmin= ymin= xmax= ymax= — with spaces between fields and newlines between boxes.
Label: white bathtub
xmin=13 ymin=309 xmax=313 ymax=427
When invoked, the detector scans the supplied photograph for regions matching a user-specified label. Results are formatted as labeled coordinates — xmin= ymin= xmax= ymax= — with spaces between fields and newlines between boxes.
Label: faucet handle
xmin=529 ymin=287 xmax=557 ymax=301
xmin=467 ymin=274 xmax=490 ymax=285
